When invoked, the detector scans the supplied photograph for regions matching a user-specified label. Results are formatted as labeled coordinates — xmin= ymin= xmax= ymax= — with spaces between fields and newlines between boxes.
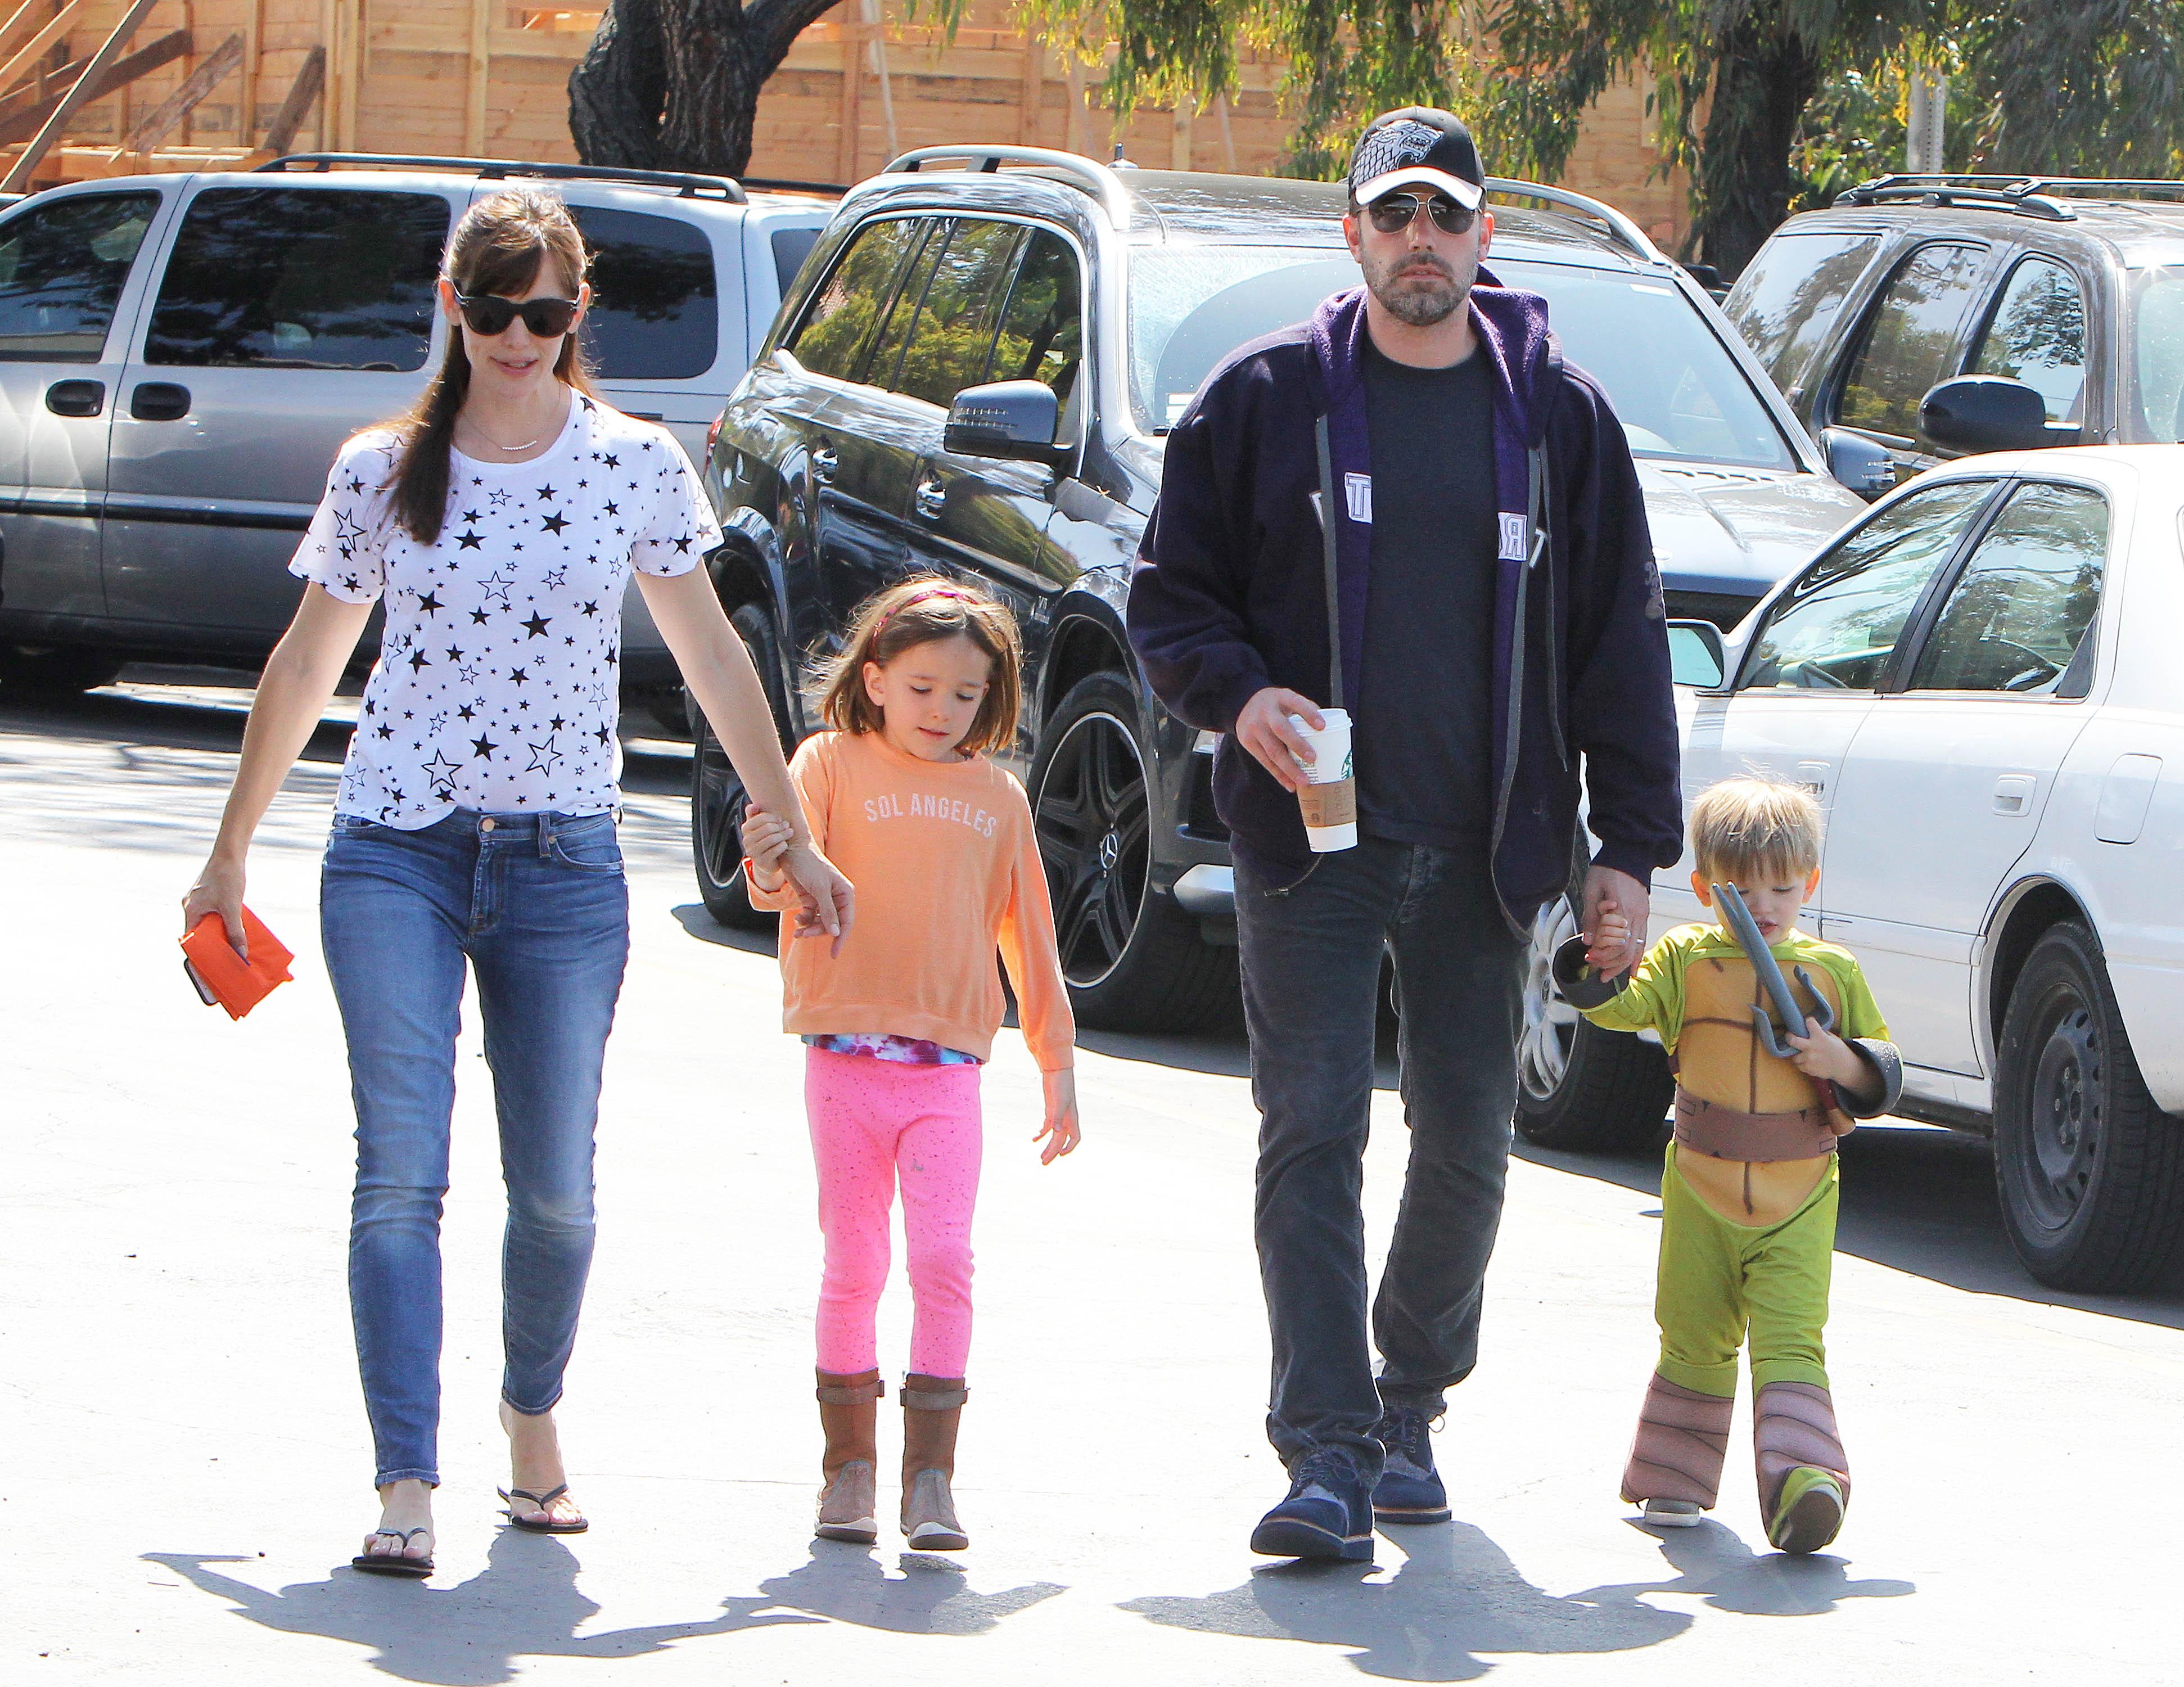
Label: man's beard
xmin=1360 ymin=245 xmax=1474 ymax=327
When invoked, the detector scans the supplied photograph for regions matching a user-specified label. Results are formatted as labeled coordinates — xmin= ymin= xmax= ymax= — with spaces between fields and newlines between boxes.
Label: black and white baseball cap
xmin=1347 ymin=107 xmax=1487 ymax=211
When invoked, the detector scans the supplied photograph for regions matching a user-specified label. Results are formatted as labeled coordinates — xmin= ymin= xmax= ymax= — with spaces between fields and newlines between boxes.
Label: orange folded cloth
xmin=180 ymin=908 xmax=295 ymax=1021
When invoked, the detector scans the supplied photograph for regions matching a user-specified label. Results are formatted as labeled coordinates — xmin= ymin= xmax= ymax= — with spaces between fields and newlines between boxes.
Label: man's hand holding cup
xmin=1236 ymin=686 xmax=1357 ymax=852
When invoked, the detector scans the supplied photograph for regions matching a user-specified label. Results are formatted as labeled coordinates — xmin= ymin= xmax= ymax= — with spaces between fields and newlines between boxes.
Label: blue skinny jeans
xmin=320 ymin=809 xmax=629 ymax=1488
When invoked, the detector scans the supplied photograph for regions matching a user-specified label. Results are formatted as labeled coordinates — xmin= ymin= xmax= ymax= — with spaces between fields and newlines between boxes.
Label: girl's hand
xmin=182 ymin=852 xmax=249 ymax=959
xmin=739 ymin=802 xmax=793 ymax=892
xmin=779 ymin=840 xmax=855 ymax=958
xmin=1784 ymin=1017 xmax=1880 ymax=1104
xmin=1036 ymin=1067 xmax=1081 ymax=1164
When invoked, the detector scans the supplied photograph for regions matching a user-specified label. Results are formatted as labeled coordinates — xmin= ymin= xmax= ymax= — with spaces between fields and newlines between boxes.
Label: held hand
xmin=1582 ymin=864 xmax=1649 ymax=978
xmin=182 ymin=854 xmax=249 ymax=960
xmin=779 ymin=840 xmax=855 ymax=958
xmin=1035 ymin=1067 xmax=1081 ymax=1165
xmin=1234 ymin=687 xmax=1326 ymax=795
xmin=738 ymin=802 xmax=793 ymax=892
xmin=1784 ymin=1017 xmax=1873 ymax=1095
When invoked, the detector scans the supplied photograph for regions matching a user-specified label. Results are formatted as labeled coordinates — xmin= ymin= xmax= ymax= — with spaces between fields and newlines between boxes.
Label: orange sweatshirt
xmin=747 ymin=729 xmax=1075 ymax=1070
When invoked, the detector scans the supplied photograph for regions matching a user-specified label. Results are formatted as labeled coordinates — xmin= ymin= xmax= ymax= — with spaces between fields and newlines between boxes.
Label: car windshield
xmin=1126 ymin=246 xmax=1796 ymax=469
xmin=2129 ymin=264 xmax=2184 ymax=442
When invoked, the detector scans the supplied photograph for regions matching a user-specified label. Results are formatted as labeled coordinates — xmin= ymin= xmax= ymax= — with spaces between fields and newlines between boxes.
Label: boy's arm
xmin=1829 ymin=959 xmax=1903 ymax=1118
xmin=1577 ymin=930 xmax=1682 ymax=1038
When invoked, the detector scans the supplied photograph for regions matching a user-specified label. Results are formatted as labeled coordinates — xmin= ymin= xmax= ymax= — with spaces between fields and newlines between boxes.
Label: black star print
xmin=580 ymin=600 xmax=600 ymax=617
xmin=376 ymin=724 xmax=394 ymax=739
xmin=407 ymin=648 xmax=431 ymax=672
xmin=602 ymin=454 xmax=618 ymax=468
xmin=522 ymin=612 xmax=551 ymax=638
xmin=457 ymin=704 xmax=477 ymax=721
xmin=564 ymin=635 xmax=575 ymax=647
xmin=542 ymin=513 xmax=570 ymax=536
xmin=461 ymin=509 xmax=481 ymax=524
xmin=549 ymin=715 xmax=566 ymax=731
xmin=342 ymin=575 xmax=361 ymax=594
xmin=671 ymin=534 xmax=693 ymax=552
xmin=593 ymin=724 xmax=612 ymax=746
xmin=603 ymin=500 xmax=619 ymax=516
xmin=536 ymin=484 xmax=557 ymax=500
xmin=470 ymin=607 xmax=490 ymax=625
xmin=508 ymin=666 xmax=530 ymax=687
xmin=445 ymin=646 xmax=464 ymax=662
xmin=471 ymin=734 xmax=498 ymax=760
xmin=457 ymin=531 xmax=484 ymax=551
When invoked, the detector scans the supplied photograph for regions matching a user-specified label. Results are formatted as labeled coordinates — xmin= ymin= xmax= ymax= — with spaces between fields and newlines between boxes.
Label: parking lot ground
xmin=4 ymin=673 xmax=2180 ymax=1686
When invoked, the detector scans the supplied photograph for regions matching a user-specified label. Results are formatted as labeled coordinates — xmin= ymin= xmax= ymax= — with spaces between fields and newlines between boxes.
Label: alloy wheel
xmin=1519 ymin=894 xmax=1583 ymax=1102
xmin=1034 ymin=709 xmax=1150 ymax=988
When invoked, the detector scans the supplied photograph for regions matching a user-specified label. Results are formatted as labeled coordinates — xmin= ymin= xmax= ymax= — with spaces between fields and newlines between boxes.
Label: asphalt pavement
xmin=4 ymin=670 xmax=2178 ymax=1686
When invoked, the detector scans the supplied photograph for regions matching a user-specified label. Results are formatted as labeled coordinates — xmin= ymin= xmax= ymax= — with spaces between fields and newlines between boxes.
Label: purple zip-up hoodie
xmin=1128 ymin=277 xmax=1682 ymax=930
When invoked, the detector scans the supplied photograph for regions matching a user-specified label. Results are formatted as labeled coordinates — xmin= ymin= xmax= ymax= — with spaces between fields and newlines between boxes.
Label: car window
xmin=2129 ymin=265 xmax=2184 ymax=443
xmin=786 ymin=216 xmax=925 ymax=382
xmin=771 ymin=226 xmax=822 ymax=298
xmin=0 ymin=191 xmax=160 ymax=363
xmin=1722 ymin=230 xmax=1881 ymax=389
xmin=987 ymin=229 xmax=1082 ymax=407
xmin=891 ymin=219 xmax=1022 ymax=408
xmin=1740 ymin=479 xmax=1998 ymax=691
xmin=1835 ymin=243 xmax=1989 ymax=441
xmin=1969 ymin=258 xmax=2086 ymax=424
xmin=860 ymin=222 xmax=947 ymax=390
xmin=1908 ymin=482 xmax=2104 ymax=694
xmin=566 ymin=205 xmax=716 ymax=381
xmin=143 ymin=188 xmax=446 ymax=371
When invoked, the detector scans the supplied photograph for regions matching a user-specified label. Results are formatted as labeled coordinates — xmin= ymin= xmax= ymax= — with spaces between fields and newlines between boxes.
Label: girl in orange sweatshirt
xmin=741 ymin=575 xmax=1080 ymax=1554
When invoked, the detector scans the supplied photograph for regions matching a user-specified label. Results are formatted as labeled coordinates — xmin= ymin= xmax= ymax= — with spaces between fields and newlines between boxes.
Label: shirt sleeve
xmin=746 ymin=734 xmax=832 ymax=913
xmin=996 ymin=775 xmax=1076 ymax=1071
xmin=290 ymin=434 xmax=398 ymax=604
xmin=630 ymin=427 xmax=724 ymax=579
xmin=1834 ymin=957 xmax=1891 ymax=1043
xmin=1579 ymin=928 xmax=1686 ymax=1043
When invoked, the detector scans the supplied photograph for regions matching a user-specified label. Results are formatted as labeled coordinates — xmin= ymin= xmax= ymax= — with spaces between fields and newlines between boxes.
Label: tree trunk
xmin=1689 ymin=13 xmax=1825 ymax=277
xmin=570 ymin=0 xmax=843 ymax=179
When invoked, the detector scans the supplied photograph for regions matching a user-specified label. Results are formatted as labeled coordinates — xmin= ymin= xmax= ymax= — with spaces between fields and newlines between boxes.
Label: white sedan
xmin=1518 ymin=445 xmax=2183 ymax=1293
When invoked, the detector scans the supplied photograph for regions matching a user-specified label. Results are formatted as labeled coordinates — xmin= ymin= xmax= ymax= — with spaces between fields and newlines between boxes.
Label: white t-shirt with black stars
xmin=291 ymin=394 xmax=722 ymax=827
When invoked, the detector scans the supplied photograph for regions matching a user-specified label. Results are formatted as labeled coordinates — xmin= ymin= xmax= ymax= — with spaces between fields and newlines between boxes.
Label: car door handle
xmin=810 ymin=446 xmax=837 ymax=482
xmin=914 ymin=479 xmax=947 ymax=518
xmin=45 ymin=379 xmax=105 ymax=417
xmin=130 ymin=382 xmax=191 ymax=421
xmin=1993 ymin=774 xmax=2037 ymax=815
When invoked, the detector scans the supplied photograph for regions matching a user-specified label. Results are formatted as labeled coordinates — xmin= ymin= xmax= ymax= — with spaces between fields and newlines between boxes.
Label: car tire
xmin=1993 ymin=919 xmax=2184 ymax=1292
xmin=1030 ymin=671 xmax=1235 ymax=1033
xmin=689 ymin=601 xmax=790 ymax=930
xmin=1513 ymin=874 xmax=1672 ymax=1152
xmin=0 ymin=643 xmax=123 ymax=696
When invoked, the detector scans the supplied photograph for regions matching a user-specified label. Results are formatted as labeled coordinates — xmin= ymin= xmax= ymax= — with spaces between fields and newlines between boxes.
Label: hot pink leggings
xmin=805 ymin=1048 xmax=982 ymax=1378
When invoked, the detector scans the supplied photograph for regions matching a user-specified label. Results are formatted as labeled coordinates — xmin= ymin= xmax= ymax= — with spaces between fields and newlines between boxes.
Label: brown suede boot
xmin=815 ymin=1369 xmax=883 ymax=1544
xmin=900 ymin=1373 xmax=968 ymax=1551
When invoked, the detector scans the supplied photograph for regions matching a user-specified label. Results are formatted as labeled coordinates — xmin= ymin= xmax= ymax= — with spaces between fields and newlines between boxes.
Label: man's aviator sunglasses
xmin=1364 ymin=192 xmax=1478 ymax=237
xmin=455 ymin=292 xmax=581 ymax=338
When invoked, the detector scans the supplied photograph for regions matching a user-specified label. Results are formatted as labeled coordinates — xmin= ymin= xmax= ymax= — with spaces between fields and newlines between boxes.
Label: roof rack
xmin=256 ymin=153 xmax=747 ymax=202
xmin=1484 ymin=177 xmax=1671 ymax=267
xmin=1833 ymin=174 xmax=2078 ymax=220
xmin=877 ymin=146 xmax=1133 ymax=228
xmin=1840 ymin=172 xmax=2184 ymax=214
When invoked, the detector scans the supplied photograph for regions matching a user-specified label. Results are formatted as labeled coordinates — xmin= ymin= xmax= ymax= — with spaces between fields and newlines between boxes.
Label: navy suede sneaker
xmin=1249 ymin=1447 xmax=1375 ymax=1561
xmin=1371 ymin=1405 xmax=1451 ymax=1524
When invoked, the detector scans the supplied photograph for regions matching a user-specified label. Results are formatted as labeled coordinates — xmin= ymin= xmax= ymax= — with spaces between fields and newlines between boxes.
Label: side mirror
xmin=1819 ymin=426 xmax=1896 ymax=500
xmin=1666 ymin=618 xmax=1726 ymax=689
xmin=1920 ymin=376 xmax=2053 ymax=454
xmin=944 ymin=380 xmax=1063 ymax=465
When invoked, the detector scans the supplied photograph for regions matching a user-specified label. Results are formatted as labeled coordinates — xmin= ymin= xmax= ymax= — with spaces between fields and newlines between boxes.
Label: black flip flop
xmin=499 ymin=1484 xmax=589 ymax=1534
xmin=351 ymin=1527 xmax=434 ymax=1578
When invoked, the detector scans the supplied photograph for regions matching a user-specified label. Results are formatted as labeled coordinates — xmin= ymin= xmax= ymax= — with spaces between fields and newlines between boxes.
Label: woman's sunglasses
xmin=454 ymin=292 xmax=581 ymax=338
xmin=1365 ymin=193 xmax=1478 ymax=237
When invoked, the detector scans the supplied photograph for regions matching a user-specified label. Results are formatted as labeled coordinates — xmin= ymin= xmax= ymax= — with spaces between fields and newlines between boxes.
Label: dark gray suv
xmin=698 ymin=147 xmax=1865 ymax=1032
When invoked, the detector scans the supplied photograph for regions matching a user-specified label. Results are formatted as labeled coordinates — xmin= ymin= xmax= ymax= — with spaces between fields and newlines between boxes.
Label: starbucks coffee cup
xmin=1288 ymin=707 xmax=1356 ymax=852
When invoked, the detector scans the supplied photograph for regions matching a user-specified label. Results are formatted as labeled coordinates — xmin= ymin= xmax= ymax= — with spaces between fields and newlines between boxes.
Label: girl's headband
xmin=874 ymin=585 xmax=977 ymax=634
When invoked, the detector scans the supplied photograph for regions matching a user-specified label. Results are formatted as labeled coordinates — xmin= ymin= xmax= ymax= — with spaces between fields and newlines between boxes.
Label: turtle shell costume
xmin=1580 ymin=921 xmax=1901 ymax=1553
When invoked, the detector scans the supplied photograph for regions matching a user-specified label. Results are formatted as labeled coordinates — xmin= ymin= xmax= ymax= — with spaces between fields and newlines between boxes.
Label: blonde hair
xmin=1689 ymin=775 xmax=1823 ymax=885
xmin=815 ymin=575 xmax=1023 ymax=759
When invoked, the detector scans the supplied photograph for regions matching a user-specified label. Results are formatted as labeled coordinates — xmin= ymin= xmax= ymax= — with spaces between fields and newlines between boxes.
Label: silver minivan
xmin=0 ymin=155 xmax=832 ymax=704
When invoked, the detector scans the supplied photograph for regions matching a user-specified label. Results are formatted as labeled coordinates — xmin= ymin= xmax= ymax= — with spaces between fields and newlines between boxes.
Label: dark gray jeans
xmin=1235 ymin=837 xmax=1526 ymax=1476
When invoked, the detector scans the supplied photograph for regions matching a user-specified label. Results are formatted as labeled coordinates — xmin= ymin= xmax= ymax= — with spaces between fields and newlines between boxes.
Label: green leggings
xmin=1654 ymin=1143 xmax=1836 ymax=1400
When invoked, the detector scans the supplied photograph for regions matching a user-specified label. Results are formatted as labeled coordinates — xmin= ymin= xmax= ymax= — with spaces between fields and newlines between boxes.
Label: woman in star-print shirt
xmin=182 ymin=187 xmax=853 ymax=1578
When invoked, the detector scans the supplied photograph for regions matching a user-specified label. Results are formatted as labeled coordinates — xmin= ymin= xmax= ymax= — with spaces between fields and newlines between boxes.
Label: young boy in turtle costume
xmin=1582 ymin=777 xmax=1901 ymax=1554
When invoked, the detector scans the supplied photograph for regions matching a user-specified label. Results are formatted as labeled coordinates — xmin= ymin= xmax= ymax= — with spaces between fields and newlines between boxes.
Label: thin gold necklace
xmin=459 ymin=416 xmax=545 ymax=453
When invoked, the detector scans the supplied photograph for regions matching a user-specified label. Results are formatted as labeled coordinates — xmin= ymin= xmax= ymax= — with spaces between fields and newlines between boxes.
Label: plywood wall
xmin=0 ymin=0 xmax=1689 ymax=250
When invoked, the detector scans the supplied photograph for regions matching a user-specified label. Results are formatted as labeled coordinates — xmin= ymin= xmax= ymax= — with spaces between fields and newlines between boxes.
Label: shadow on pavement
xmin=1122 ymin=1521 xmax=1691 ymax=1681
xmin=1571 ymin=1517 xmax=1915 ymax=1617
xmin=751 ymin=1542 xmax=1063 ymax=1634
xmin=671 ymin=902 xmax=777 ymax=959
xmin=1519 ymin=1125 xmax=2184 ymax=1330
xmin=147 ymin=1535 xmax=816 ymax=1685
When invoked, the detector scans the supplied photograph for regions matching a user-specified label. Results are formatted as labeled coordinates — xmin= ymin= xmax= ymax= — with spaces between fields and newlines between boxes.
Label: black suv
xmin=696 ymin=147 xmax=1862 ymax=1032
xmin=1724 ymin=174 xmax=2184 ymax=491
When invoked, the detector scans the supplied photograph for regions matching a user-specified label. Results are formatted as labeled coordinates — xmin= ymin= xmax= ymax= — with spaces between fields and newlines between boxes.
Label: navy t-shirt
xmin=1353 ymin=337 xmax=1500 ymax=847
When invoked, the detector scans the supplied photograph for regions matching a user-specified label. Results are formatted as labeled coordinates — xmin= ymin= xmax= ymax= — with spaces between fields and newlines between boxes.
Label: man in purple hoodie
xmin=1129 ymin=109 xmax=1682 ymax=1560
